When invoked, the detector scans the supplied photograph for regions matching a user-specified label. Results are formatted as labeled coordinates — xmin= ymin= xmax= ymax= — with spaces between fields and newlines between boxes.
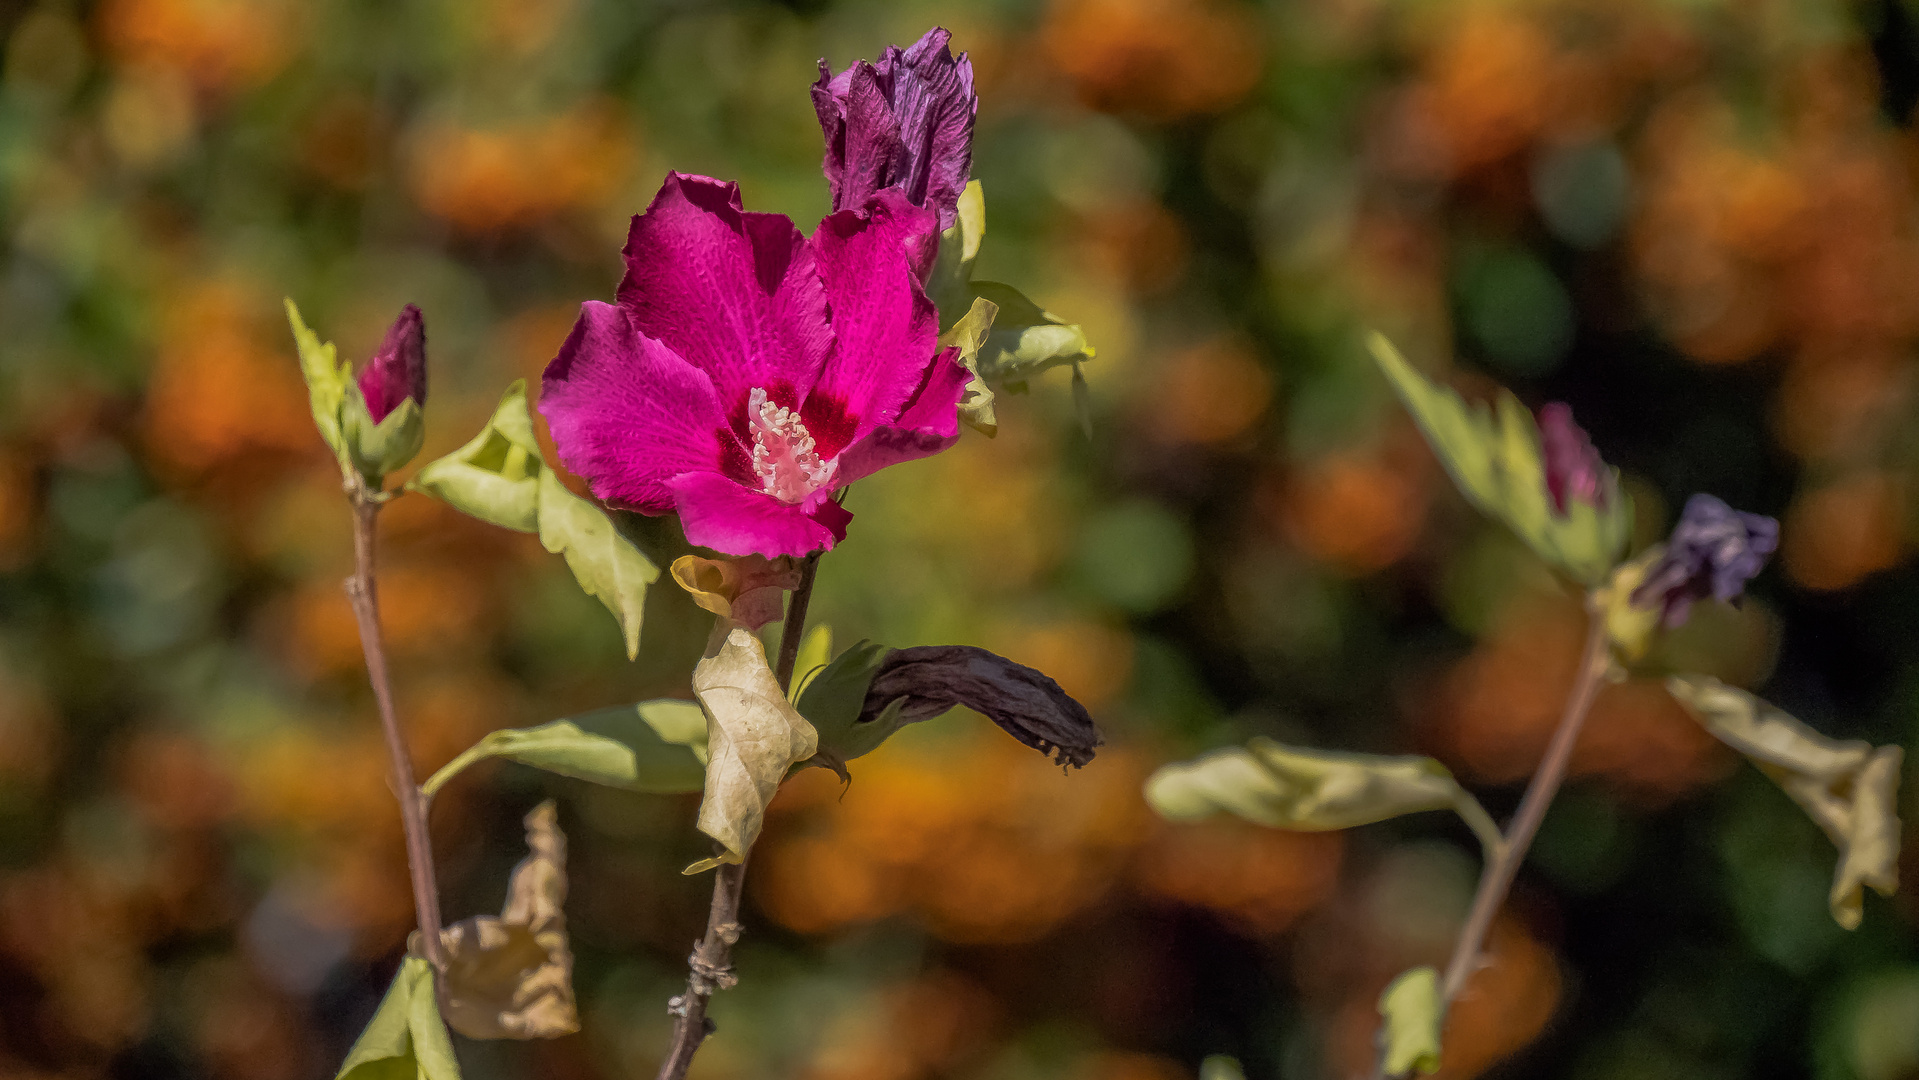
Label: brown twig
xmin=345 ymin=485 xmax=446 ymax=970
xmin=655 ymin=553 xmax=822 ymax=1080
xmin=1372 ymin=593 xmax=1610 ymax=1079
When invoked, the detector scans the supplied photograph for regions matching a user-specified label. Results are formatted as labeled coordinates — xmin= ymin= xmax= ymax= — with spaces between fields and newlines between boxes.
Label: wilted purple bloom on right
xmin=812 ymin=27 xmax=977 ymax=231
xmin=1633 ymin=493 xmax=1779 ymax=627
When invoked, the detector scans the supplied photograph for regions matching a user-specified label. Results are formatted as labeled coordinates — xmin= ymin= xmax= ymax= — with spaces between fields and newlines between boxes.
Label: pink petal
xmin=667 ymin=471 xmax=850 ymax=558
xmin=833 ymin=347 xmax=969 ymax=486
xmin=617 ymin=173 xmax=832 ymax=421
xmin=539 ymin=301 xmax=734 ymax=513
xmin=804 ymin=189 xmax=941 ymax=457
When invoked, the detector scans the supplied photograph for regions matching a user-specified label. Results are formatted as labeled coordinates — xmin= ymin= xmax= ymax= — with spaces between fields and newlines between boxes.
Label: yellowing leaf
xmin=1377 ymin=967 xmax=1444 ymax=1076
xmin=1145 ymin=738 xmax=1502 ymax=857
xmin=929 ymin=179 xmax=986 ymax=322
xmin=1668 ymin=674 xmax=1904 ymax=929
xmin=686 ymin=620 xmax=819 ymax=873
xmin=939 ymin=296 xmax=1000 ymax=436
xmin=410 ymin=381 xmax=544 ymax=533
xmin=538 ymin=468 xmax=658 ymax=659
xmin=421 ymin=700 xmax=709 ymax=800
xmin=669 ymin=554 xmax=799 ymax=632
xmin=335 ymin=956 xmax=462 ymax=1080
xmin=1368 ymin=333 xmax=1630 ymax=585
xmin=1599 ymin=544 xmax=1665 ymax=663
xmin=438 ymin=802 xmax=578 ymax=1040
xmin=285 ymin=299 xmax=355 ymax=479
xmin=787 ymin=624 xmax=834 ymax=705
xmin=970 ymin=280 xmax=1095 ymax=386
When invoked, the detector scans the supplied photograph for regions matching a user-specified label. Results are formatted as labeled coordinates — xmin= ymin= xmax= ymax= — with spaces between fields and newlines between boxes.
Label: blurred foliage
xmin=2 ymin=0 xmax=1919 ymax=1078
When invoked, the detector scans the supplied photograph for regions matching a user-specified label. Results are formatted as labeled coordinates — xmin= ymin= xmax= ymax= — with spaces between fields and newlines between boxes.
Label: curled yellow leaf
xmin=670 ymin=554 xmax=800 ymax=632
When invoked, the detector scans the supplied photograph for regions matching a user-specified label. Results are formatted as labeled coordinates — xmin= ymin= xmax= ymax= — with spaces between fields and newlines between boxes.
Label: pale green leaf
xmin=1667 ymin=674 xmax=1904 ymax=929
xmin=1145 ymin=738 xmax=1502 ymax=857
xmin=537 ymin=468 xmax=659 ymax=659
xmin=970 ymin=280 xmax=1095 ymax=385
xmin=336 ymin=956 xmax=461 ymax=1080
xmin=285 ymin=299 xmax=354 ymax=476
xmin=687 ymin=620 xmax=819 ymax=872
xmin=930 ymin=179 xmax=986 ymax=324
xmin=939 ymin=296 xmax=1000 ymax=435
xmin=409 ymin=381 xmax=543 ymax=533
xmin=438 ymin=802 xmax=578 ymax=1040
xmin=421 ymin=700 xmax=709 ymax=800
xmin=1378 ymin=967 xmax=1444 ymax=1076
xmin=1367 ymin=333 xmax=1630 ymax=585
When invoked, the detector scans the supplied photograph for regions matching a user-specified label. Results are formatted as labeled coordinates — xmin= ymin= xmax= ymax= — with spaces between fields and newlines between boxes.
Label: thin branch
xmin=655 ymin=553 xmax=822 ymax=1080
xmin=345 ymin=486 xmax=446 ymax=970
xmin=1371 ymin=593 xmax=1610 ymax=1080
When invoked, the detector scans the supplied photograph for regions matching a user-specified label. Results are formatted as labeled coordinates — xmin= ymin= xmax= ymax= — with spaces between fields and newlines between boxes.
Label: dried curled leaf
xmin=335 ymin=956 xmax=461 ymax=1080
xmin=1377 ymin=967 xmax=1444 ymax=1076
xmin=687 ymin=620 xmax=819 ymax=873
xmin=1145 ymin=738 xmax=1502 ymax=856
xmin=1668 ymin=674 xmax=1904 ymax=929
xmin=859 ymin=645 xmax=1102 ymax=767
xmin=438 ymin=802 xmax=578 ymax=1040
xmin=670 ymin=554 xmax=800 ymax=633
xmin=1369 ymin=333 xmax=1630 ymax=585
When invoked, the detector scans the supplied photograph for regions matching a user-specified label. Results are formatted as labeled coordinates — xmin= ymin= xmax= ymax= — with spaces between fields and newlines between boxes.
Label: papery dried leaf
xmin=688 ymin=620 xmax=819 ymax=872
xmin=1668 ymin=674 xmax=1905 ymax=929
xmin=1666 ymin=675 xmax=1872 ymax=781
xmin=670 ymin=554 xmax=801 ymax=632
xmin=438 ymin=802 xmax=578 ymax=1040
xmin=1831 ymin=745 xmax=1903 ymax=931
xmin=859 ymin=644 xmax=1101 ymax=767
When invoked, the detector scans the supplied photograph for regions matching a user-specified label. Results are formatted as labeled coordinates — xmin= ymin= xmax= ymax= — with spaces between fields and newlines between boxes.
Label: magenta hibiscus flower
xmin=539 ymin=172 xmax=970 ymax=559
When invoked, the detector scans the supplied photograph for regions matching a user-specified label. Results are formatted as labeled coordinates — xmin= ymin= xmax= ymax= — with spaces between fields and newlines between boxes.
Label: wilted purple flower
xmin=358 ymin=304 xmax=426 ymax=422
xmin=1632 ymin=494 xmax=1779 ymax=627
xmin=1539 ymin=402 xmax=1605 ymax=514
xmin=539 ymin=173 xmax=968 ymax=559
xmin=813 ymin=27 xmax=977 ymax=232
xmin=859 ymin=645 xmax=1102 ymax=767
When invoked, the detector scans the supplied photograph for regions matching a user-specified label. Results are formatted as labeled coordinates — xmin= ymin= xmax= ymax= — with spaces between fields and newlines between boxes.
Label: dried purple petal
xmin=859 ymin=645 xmax=1102 ymax=767
xmin=1632 ymin=493 xmax=1779 ymax=627
xmin=813 ymin=27 xmax=978 ymax=231
xmin=358 ymin=304 xmax=427 ymax=423
xmin=1538 ymin=402 xmax=1604 ymax=515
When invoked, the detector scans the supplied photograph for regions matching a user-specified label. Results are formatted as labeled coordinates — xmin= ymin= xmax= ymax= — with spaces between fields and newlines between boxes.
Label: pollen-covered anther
xmin=747 ymin=387 xmax=836 ymax=504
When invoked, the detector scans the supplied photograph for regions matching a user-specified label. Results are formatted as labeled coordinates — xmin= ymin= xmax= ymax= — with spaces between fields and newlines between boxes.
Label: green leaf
xmin=341 ymin=388 xmax=425 ymax=485
xmin=930 ymin=179 xmax=986 ymax=324
xmin=686 ymin=620 xmax=819 ymax=873
xmin=969 ymin=280 xmax=1096 ymax=386
xmin=939 ymin=296 xmax=1001 ymax=436
xmin=1367 ymin=333 xmax=1630 ymax=585
xmin=787 ymin=624 xmax=834 ymax=705
xmin=336 ymin=956 xmax=461 ymax=1080
xmin=1378 ymin=966 xmax=1444 ymax=1076
xmin=1145 ymin=737 xmax=1503 ymax=858
xmin=421 ymin=700 xmax=709 ymax=800
xmin=285 ymin=299 xmax=355 ymax=477
xmin=537 ymin=468 xmax=658 ymax=659
xmin=1667 ymin=675 xmax=1904 ymax=929
xmin=794 ymin=639 xmax=908 ymax=768
xmin=409 ymin=381 xmax=543 ymax=533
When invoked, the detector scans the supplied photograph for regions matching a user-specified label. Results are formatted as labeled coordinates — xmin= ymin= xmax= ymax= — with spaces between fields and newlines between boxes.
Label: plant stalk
xmin=1436 ymin=596 xmax=1608 ymax=1004
xmin=1371 ymin=594 xmax=1609 ymax=1080
xmin=655 ymin=553 xmax=821 ymax=1080
xmin=345 ymin=488 xmax=447 ymax=971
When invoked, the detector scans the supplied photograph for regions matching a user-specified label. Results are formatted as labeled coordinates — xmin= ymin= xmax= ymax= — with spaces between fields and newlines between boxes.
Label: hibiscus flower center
xmin=747 ymin=387 xmax=837 ymax=504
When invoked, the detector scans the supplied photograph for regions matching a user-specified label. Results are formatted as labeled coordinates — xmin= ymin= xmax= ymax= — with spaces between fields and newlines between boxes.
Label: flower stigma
xmin=747 ymin=387 xmax=837 ymax=503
